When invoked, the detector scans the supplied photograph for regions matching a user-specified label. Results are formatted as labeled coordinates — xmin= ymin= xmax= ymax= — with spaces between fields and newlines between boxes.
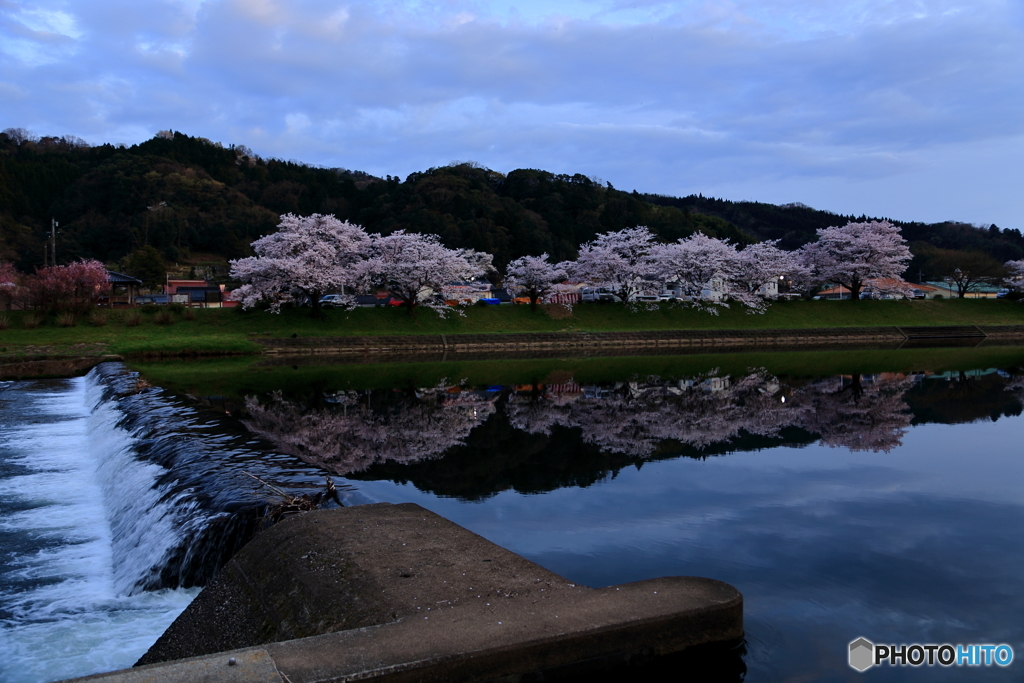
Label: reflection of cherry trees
xmin=241 ymin=386 xmax=496 ymax=475
xmin=240 ymin=369 xmax=982 ymax=474
xmin=801 ymin=374 xmax=916 ymax=452
xmin=507 ymin=371 xmax=917 ymax=456
xmin=508 ymin=371 xmax=807 ymax=456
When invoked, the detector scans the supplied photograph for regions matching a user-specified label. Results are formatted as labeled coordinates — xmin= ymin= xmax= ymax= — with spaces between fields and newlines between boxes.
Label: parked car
xmin=581 ymin=287 xmax=620 ymax=303
xmin=318 ymin=294 xmax=344 ymax=308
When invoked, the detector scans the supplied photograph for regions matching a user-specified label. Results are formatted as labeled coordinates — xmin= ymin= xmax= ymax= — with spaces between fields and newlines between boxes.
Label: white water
xmin=0 ymin=377 xmax=198 ymax=683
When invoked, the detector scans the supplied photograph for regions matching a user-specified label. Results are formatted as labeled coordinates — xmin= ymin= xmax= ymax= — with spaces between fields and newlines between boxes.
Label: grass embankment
xmin=2 ymin=298 xmax=1024 ymax=359
xmin=134 ymin=345 xmax=1024 ymax=398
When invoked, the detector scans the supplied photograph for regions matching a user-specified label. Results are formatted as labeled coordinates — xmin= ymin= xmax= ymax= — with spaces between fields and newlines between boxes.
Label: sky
xmin=2 ymin=0 xmax=1023 ymax=228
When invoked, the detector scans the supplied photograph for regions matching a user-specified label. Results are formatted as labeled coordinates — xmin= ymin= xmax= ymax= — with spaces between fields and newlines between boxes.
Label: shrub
xmin=168 ymin=302 xmax=185 ymax=314
xmin=22 ymin=313 xmax=43 ymax=329
xmin=141 ymin=304 xmax=159 ymax=314
xmin=154 ymin=310 xmax=175 ymax=325
xmin=0 ymin=313 xmax=9 ymax=330
xmin=125 ymin=312 xmax=142 ymax=327
xmin=89 ymin=311 xmax=108 ymax=327
xmin=182 ymin=308 xmax=196 ymax=321
xmin=56 ymin=312 xmax=77 ymax=327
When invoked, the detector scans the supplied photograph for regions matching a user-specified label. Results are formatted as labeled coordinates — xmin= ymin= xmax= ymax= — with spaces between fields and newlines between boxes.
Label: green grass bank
xmin=3 ymin=298 xmax=1024 ymax=359
xmin=132 ymin=345 xmax=1024 ymax=398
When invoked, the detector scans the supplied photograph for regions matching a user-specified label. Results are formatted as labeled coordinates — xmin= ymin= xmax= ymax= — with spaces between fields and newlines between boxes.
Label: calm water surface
xmin=2 ymin=356 xmax=1023 ymax=682
xmin=240 ymin=363 xmax=1024 ymax=682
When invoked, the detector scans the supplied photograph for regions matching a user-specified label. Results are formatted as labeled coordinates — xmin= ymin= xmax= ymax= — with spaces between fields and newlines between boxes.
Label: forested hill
xmin=2 ymin=129 xmax=1022 ymax=278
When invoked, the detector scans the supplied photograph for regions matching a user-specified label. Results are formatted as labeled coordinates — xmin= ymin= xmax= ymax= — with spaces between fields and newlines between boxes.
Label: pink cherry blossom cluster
xmin=2 ymin=259 xmax=110 ymax=313
xmin=224 ymin=214 xmax=932 ymax=315
xmin=229 ymin=214 xmax=492 ymax=315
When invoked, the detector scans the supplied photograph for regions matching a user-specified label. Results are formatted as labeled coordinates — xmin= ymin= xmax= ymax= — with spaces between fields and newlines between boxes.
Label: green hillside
xmin=3 ymin=129 xmax=1022 ymax=283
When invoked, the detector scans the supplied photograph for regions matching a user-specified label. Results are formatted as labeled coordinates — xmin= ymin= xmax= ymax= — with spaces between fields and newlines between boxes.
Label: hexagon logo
xmin=849 ymin=637 xmax=875 ymax=672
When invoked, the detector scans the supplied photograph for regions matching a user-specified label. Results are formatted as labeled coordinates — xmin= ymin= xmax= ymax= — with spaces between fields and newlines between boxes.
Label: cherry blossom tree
xmin=799 ymin=220 xmax=912 ymax=301
xmin=24 ymin=259 xmax=109 ymax=314
xmin=735 ymin=240 xmax=806 ymax=301
xmin=650 ymin=233 xmax=746 ymax=308
xmin=1003 ymin=260 xmax=1024 ymax=293
xmin=229 ymin=214 xmax=371 ymax=317
xmin=504 ymin=254 xmax=569 ymax=311
xmin=569 ymin=227 xmax=659 ymax=303
xmin=361 ymin=230 xmax=493 ymax=315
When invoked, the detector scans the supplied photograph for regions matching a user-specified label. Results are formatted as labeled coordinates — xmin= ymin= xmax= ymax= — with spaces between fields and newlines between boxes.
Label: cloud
xmin=1 ymin=0 xmax=1022 ymax=225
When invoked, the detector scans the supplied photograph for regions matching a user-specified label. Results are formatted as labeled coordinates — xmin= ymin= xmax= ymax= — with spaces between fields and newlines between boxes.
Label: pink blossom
xmin=360 ymin=230 xmax=493 ymax=315
xmin=799 ymin=221 xmax=912 ymax=300
xmin=23 ymin=259 xmax=109 ymax=313
xmin=229 ymin=214 xmax=371 ymax=315
xmin=504 ymin=254 xmax=568 ymax=310
xmin=569 ymin=227 xmax=659 ymax=303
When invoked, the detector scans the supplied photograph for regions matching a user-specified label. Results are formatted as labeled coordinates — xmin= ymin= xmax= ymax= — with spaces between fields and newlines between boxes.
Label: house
xmin=164 ymin=279 xmax=235 ymax=307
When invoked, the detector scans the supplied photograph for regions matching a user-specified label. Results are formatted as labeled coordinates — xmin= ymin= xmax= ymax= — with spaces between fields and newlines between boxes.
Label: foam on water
xmin=0 ymin=375 xmax=199 ymax=683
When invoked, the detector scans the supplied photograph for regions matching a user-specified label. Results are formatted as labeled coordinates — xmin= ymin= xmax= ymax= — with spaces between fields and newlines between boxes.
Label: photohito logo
xmin=849 ymin=638 xmax=1014 ymax=671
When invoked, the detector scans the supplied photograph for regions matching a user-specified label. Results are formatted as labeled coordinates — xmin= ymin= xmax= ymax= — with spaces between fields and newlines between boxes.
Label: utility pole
xmin=50 ymin=219 xmax=58 ymax=266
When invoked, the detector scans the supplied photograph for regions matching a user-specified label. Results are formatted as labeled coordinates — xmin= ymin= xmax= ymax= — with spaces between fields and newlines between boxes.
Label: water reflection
xmin=242 ymin=384 xmax=497 ymax=474
xmin=239 ymin=369 xmax=1024 ymax=498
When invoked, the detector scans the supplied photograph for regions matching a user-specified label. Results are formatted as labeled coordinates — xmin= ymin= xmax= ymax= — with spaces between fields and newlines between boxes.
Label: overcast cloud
xmin=2 ymin=0 xmax=1022 ymax=227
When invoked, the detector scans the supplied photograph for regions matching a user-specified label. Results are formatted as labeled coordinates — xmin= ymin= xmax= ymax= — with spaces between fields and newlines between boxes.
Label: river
xmin=2 ymin=349 xmax=1023 ymax=681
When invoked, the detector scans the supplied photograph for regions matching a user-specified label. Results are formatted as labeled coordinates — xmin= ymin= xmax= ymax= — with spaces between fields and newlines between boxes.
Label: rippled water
xmin=0 ymin=368 xmax=337 ymax=683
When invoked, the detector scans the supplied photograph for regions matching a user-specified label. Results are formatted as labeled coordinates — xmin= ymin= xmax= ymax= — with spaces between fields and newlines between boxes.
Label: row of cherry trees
xmin=510 ymin=220 xmax=916 ymax=310
xmin=229 ymin=214 xmax=919 ymax=315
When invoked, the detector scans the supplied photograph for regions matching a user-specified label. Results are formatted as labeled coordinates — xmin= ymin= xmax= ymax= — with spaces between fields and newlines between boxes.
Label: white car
xmin=318 ymin=294 xmax=344 ymax=308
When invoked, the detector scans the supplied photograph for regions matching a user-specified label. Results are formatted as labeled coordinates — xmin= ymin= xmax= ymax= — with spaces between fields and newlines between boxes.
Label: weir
xmin=0 ymin=365 xmax=337 ymax=683
xmin=85 ymin=363 xmax=333 ymax=592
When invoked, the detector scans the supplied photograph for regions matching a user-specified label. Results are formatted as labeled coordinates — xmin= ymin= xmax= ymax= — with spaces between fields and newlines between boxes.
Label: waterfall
xmin=0 ymin=363 xmax=337 ymax=683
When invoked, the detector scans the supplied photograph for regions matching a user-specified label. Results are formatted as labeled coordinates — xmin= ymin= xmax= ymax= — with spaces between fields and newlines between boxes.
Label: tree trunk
xmin=847 ymin=280 xmax=862 ymax=302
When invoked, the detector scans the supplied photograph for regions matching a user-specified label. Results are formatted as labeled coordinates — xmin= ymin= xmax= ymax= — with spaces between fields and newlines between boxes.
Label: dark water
xmin=237 ymin=364 xmax=1024 ymax=682
xmin=2 ymin=357 xmax=1024 ymax=681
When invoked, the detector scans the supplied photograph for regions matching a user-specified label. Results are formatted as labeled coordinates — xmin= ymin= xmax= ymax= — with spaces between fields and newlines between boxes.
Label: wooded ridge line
xmin=2 ymin=129 xmax=1021 ymax=282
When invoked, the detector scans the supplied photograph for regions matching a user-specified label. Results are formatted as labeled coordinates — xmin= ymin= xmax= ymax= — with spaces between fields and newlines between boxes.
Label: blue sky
xmin=2 ymin=0 xmax=1022 ymax=228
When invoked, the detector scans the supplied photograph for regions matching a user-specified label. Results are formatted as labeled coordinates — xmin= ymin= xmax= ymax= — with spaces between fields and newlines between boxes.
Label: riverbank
xmin=3 ymin=299 xmax=1024 ymax=362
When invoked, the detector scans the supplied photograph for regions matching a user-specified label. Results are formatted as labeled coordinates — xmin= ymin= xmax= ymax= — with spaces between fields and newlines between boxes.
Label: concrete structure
xmin=62 ymin=503 xmax=743 ymax=683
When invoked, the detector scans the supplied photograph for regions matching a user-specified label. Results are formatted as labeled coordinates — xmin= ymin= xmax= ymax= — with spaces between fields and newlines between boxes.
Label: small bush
xmin=125 ymin=311 xmax=142 ymax=327
xmin=57 ymin=312 xmax=78 ymax=327
xmin=168 ymin=303 xmax=185 ymax=314
xmin=182 ymin=308 xmax=196 ymax=321
xmin=89 ymin=311 xmax=108 ymax=327
xmin=22 ymin=313 xmax=43 ymax=329
xmin=0 ymin=313 xmax=8 ymax=330
xmin=141 ymin=304 xmax=159 ymax=314
xmin=154 ymin=310 xmax=175 ymax=325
